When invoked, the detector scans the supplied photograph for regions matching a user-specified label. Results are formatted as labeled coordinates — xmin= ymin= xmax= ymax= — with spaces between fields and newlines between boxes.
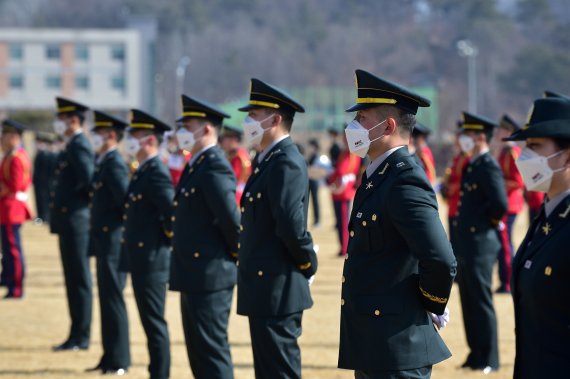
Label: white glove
xmin=308 ymin=244 xmax=319 ymax=286
xmin=428 ymin=306 xmax=450 ymax=330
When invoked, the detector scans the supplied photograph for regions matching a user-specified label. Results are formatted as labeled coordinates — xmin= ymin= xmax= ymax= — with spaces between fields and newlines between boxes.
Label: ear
xmin=385 ymin=117 xmax=397 ymax=135
xmin=272 ymin=113 xmax=282 ymax=127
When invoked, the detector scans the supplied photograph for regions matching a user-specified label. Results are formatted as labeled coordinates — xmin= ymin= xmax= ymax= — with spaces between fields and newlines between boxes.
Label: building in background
xmin=0 ymin=25 xmax=155 ymax=113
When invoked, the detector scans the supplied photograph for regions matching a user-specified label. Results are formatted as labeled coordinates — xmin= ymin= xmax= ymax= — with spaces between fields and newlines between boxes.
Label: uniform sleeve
xmin=149 ymin=166 xmax=175 ymax=238
xmin=267 ymin=156 xmax=317 ymax=278
xmin=482 ymin=163 xmax=508 ymax=224
xmin=387 ymin=173 xmax=457 ymax=315
xmin=202 ymin=164 xmax=240 ymax=258
xmin=68 ymin=142 xmax=94 ymax=191
xmin=106 ymin=158 xmax=130 ymax=209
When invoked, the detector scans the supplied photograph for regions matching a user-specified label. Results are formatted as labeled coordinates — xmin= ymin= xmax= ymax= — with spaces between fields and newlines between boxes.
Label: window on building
xmin=75 ymin=75 xmax=89 ymax=90
xmin=110 ymin=44 xmax=125 ymax=60
xmin=75 ymin=44 xmax=89 ymax=60
xmin=111 ymin=75 xmax=125 ymax=90
xmin=9 ymin=75 xmax=24 ymax=89
xmin=46 ymin=45 xmax=61 ymax=59
xmin=46 ymin=75 xmax=61 ymax=89
xmin=9 ymin=44 xmax=23 ymax=60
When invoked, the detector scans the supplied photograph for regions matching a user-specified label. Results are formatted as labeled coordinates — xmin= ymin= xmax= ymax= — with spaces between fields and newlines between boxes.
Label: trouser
xmin=58 ymin=212 xmax=92 ymax=344
xmin=181 ymin=288 xmax=234 ymax=379
xmin=496 ymin=213 xmax=517 ymax=289
xmin=333 ymin=199 xmax=350 ymax=255
xmin=355 ymin=366 xmax=432 ymax=379
xmin=96 ymin=251 xmax=130 ymax=369
xmin=132 ymin=270 xmax=170 ymax=379
xmin=456 ymin=255 xmax=499 ymax=369
xmin=308 ymin=179 xmax=320 ymax=224
xmin=0 ymin=224 xmax=25 ymax=297
xmin=248 ymin=312 xmax=303 ymax=379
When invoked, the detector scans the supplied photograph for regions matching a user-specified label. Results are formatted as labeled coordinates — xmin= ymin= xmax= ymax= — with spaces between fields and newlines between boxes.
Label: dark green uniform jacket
xmin=512 ymin=194 xmax=570 ymax=379
xmin=122 ymin=156 xmax=174 ymax=274
xmin=237 ymin=137 xmax=318 ymax=317
xmin=50 ymin=132 xmax=94 ymax=234
xmin=338 ymin=146 xmax=456 ymax=371
xmin=169 ymin=146 xmax=240 ymax=293
xmin=89 ymin=149 xmax=129 ymax=257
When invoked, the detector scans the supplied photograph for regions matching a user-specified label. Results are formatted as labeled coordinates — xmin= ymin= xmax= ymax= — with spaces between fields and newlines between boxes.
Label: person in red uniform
xmin=412 ymin=122 xmax=437 ymax=184
xmin=492 ymin=114 xmax=524 ymax=293
xmin=220 ymin=125 xmax=252 ymax=205
xmin=0 ymin=120 xmax=32 ymax=299
xmin=327 ymin=136 xmax=361 ymax=256
xmin=163 ymin=131 xmax=191 ymax=187
xmin=441 ymin=121 xmax=470 ymax=245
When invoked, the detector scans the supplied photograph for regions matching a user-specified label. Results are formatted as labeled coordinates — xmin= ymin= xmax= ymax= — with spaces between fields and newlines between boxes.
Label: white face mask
xmin=91 ymin=133 xmax=105 ymax=152
xmin=344 ymin=118 xmax=386 ymax=158
xmin=515 ymin=147 xmax=566 ymax=193
xmin=458 ymin=134 xmax=475 ymax=153
xmin=242 ymin=114 xmax=274 ymax=146
xmin=53 ymin=120 xmax=67 ymax=136
xmin=176 ymin=127 xmax=203 ymax=151
xmin=123 ymin=135 xmax=147 ymax=156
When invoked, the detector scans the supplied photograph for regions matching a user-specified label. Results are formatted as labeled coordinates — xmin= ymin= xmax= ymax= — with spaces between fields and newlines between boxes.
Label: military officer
xmin=169 ymin=95 xmax=240 ymax=379
xmin=121 ymin=109 xmax=174 ymax=379
xmin=50 ymin=97 xmax=95 ymax=351
xmin=338 ymin=69 xmax=456 ymax=379
xmin=452 ymin=112 xmax=507 ymax=373
xmin=504 ymin=96 xmax=570 ymax=379
xmin=492 ymin=115 xmax=525 ymax=294
xmin=32 ymin=132 xmax=58 ymax=225
xmin=85 ymin=111 xmax=130 ymax=375
xmin=0 ymin=120 xmax=32 ymax=299
xmin=237 ymin=78 xmax=318 ymax=378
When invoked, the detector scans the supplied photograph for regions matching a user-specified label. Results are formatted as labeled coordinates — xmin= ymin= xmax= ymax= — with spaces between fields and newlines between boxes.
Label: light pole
xmin=175 ymin=56 xmax=191 ymax=116
xmin=456 ymin=39 xmax=478 ymax=114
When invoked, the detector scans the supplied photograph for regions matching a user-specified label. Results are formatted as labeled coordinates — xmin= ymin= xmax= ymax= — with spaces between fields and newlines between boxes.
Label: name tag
xmin=524 ymin=260 xmax=532 ymax=269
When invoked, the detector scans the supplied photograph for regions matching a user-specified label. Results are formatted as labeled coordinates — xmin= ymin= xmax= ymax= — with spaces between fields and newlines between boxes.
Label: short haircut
xmin=262 ymin=108 xmax=293 ymax=132
xmin=375 ymin=105 xmax=416 ymax=138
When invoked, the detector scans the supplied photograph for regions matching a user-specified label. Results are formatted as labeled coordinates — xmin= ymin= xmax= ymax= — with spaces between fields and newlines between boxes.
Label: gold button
xmin=191 ymin=188 xmax=196 ymax=193
xmin=249 ymin=197 xmax=253 ymax=202
xmin=362 ymin=221 xmax=367 ymax=227
xmin=473 ymin=184 xmax=478 ymax=189
xmin=193 ymin=252 xmax=200 ymax=258
xmin=257 ymin=270 xmax=263 ymax=276
xmin=137 ymin=194 xmax=142 ymax=200
xmin=185 ymin=192 xmax=189 ymax=197
xmin=257 ymin=192 xmax=262 ymax=199
xmin=350 ymin=230 xmax=354 ymax=237
xmin=240 ymin=225 xmax=244 ymax=232
xmin=545 ymin=266 xmax=552 ymax=276
xmin=372 ymin=214 xmax=377 ymax=221
xmin=342 ymin=276 xmax=346 ymax=283
xmin=123 ymin=215 xmax=127 ymax=220
xmin=171 ymin=216 xmax=176 ymax=222
xmin=374 ymin=309 xmax=381 ymax=316
xmin=341 ymin=299 xmax=345 ymax=306
xmin=102 ymin=226 xmax=109 ymax=232
xmin=174 ymin=201 xmax=178 ymax=207
xmin=237 ymin=242 xmax=240 ymax=248
xmin=241 ymin=207 xmax=245 ymax=213
xmin=125 ymin=203 xmax=130 ymax=208
xmin=470 ymin=227 xmax=476 ymax=233
xmin=138 ymin=242 xmax=144 ymax=247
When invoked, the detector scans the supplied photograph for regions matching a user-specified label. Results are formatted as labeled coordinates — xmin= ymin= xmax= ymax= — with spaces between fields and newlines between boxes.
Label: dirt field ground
xmin=0 ymin=189 xmax=527 ymax=378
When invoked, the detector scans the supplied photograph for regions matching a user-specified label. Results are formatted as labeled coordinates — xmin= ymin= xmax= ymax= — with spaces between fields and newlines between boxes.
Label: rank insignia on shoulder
xmin=356 ymin=212 xmax=362 ymax=218
xmin=396 ymin=161 xmax=406 ymax=168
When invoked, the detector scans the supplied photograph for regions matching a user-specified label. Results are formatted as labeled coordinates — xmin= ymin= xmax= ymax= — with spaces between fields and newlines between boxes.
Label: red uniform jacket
xmin=327 ymin=151 xmax=361 ymax=202
xmin=498 ymin=145 xmax=525 ymax=215
xmin=0 ymin=147 xmax=32 ymax=225
xmin=417 ymin=144 xmax=437 ymax=184
xmin=443 ymin=152 xmax=470 ymax=218
xmin=229 ymin=147 xmax=252 ymax=205
xmin=167 ymin=150 xmax=191 ymax=187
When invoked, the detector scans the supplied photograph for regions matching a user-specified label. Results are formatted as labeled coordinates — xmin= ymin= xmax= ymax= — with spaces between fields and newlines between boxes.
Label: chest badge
xmin=524 ymin=260 xmax=532 ymax=269
xmin=356 ymin=212 xmax=362 ymax=219
xmin=542 ymin=222 xmax=552 ymax=236
xmin=544 ymin=266 xmax=552 ymax=276
xmin=396 ymin=161 xmax=405 ymax=168
xmin=366 ymin=181 xmax=373 ymax=190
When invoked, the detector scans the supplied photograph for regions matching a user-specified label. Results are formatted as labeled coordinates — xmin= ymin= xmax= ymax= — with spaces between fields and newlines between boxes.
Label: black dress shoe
xmin=85 ymin=364 xmax=103 ymax=372
xmin=52 ymin=340 xmax=89 ymax=352
xmin=102 ymin=367 xmax=127 ymax=376
xmin=471 ymin=365 xmax=498 ymax=374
